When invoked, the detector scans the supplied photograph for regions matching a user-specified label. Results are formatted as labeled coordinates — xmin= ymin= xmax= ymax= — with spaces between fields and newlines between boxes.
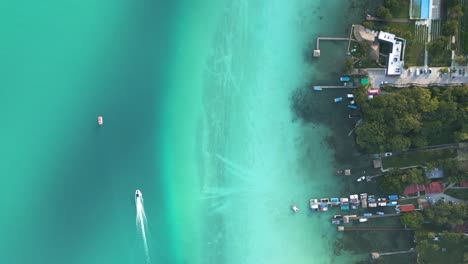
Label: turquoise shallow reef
xmin=0 ymin=1 xmax=367 ymax=263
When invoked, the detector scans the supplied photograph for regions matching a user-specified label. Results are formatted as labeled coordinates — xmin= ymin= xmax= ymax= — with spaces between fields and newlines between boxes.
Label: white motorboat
xmin=135 ymin=189 xmax=142 ymax=204
xmin=97 ymin=116 xmax=103 ymax=125
xmin=291 ymin=205 xmax=299 ymax=213
xmin=309 ymin=199 xmax=319 ymax=211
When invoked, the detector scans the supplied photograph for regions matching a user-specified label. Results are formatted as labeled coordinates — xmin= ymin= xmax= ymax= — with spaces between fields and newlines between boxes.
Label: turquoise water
xmin=0 ymin=1 xmax=369 ymax=263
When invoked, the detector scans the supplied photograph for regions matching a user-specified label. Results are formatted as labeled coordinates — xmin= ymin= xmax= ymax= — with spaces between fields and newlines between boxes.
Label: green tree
xmin=355 ymin=122 xmax=387 ymax=152
xmin=344 ymin=57 xmax=354 ymax=74
xmin=388 ymin=135 xmax=411 ymax=151
xmin=376 ymin=7 xmax=392 ymax=19
xmin=377 ymin=173 xmax=404 ymax=193
xmin=384 ymin=0 xmax=399 ymax=10
xmin=439 ymin=68 xmax=449 ymax=74
xmin=362 ymin=21 xmax=375 ymax=30
xmin=448 ymin=5 xmax=464 ymax=20
xmin=401 ymin=211 xmax=424 ymax=229
xmin=443 ymin=20 xmax=459 ymax=36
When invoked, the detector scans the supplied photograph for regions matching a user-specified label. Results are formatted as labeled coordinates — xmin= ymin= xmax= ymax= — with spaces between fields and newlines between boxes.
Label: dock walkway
xmin=365 ymin=16 xmax=410 ymax=23
xmin=316 ymin=37 xmax=357 ymax=50
xmin=313 ymin=85 xmax=357 ymax=89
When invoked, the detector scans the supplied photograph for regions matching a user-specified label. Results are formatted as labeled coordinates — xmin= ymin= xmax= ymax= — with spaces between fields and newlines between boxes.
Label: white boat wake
xmin=135 ymin=190 xmax=150 ymax=263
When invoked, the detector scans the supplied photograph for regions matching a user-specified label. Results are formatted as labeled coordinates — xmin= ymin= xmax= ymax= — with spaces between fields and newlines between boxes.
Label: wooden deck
xmin=313 ymin=85 xmax=357 ymax=89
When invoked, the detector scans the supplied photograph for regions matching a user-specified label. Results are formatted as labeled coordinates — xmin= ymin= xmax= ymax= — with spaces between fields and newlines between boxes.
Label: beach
xmin=0 ymin=0 xmax=392 ymax=263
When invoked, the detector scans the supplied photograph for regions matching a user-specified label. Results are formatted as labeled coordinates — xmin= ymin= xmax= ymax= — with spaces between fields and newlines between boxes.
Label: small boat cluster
xmin=308 ymin=194 xmax=400 ymax=224
xmin=334 ymin=93 xmax=357 ymax=109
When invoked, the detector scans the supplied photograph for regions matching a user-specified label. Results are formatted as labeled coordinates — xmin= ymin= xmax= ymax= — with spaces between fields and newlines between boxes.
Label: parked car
xmin=416 ymin=68 xmax=420 ymax=76
xmin=384 ymin=152 xmax=392 ymax=157
xmin=428 ymin=68 xmax=432 ymax=74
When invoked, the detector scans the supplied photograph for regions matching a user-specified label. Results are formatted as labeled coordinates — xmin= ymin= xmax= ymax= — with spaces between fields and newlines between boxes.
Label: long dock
xmin=342 ymin=213 xmax=400 ymax=223
xmin=313 ymin=85 xmax=357 ymax=89
xmin=314 ymin=37 xmax=357 ymax=57
xmin=338 ymin=227 xmax=408 ymax=231
xmin=316 ymin=37 xmax=357 ymax=50
xmin=371 ymin=249 xmax=415 ymax=260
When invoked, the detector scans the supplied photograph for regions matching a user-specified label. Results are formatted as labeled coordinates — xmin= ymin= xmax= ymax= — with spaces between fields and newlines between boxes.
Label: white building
xmin=377 ymin=31 xmax=406 ymax=76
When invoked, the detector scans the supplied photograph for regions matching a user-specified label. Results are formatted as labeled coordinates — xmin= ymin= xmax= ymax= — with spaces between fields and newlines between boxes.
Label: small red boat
xmin=97 ymin=116 xmax=103 ymax=125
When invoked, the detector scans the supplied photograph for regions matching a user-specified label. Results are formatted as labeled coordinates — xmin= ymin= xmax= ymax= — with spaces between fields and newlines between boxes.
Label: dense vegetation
xmin=354 ymin=86 xmax=468 ymax=153
xmin=377 ymin=168 xmax=429 ymax=194
xmin=400 ymin=202 xmax=468 ymax=263
xmin=415 ymin=231 xmax=467 ymax=264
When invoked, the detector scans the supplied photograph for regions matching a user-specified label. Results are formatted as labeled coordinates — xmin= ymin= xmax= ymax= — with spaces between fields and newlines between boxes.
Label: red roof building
xmin=402 ymin=182 xmax=443 ymax=196
xmin=460 ymin=180 xmax=468 ymax=187
xmin=398 ymin=204 xmax=415 ymax=212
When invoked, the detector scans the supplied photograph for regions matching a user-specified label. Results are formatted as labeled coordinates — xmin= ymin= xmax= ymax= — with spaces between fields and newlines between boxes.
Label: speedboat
xmin=291 ymin=205 xmax=299 ymax=213
xmin=309 ymin=199 xmax=319 ymax=211
xmin=135 ymin=190 xmax=142 ymax=204
xmin=97 ymin=116 xmax=103 ymax=125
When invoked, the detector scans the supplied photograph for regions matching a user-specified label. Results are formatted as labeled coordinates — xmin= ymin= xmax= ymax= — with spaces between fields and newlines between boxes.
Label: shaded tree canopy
xmin=354 ymin=86 xmax=468 ymax=153
xmin=377 ymin=168 xmax=429 ymax=194
xmin=401 ymin=211 xmax=424 ymax=229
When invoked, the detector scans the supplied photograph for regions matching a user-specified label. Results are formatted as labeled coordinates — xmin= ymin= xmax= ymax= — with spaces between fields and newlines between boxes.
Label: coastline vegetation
xmin=353 ymin=86 xmax=468 ymax=153
xmin=382 ymin=149 xmax=457 ymax=169
xmin=445 ymin=189 xmax=468 ymax=200
xmin=377 ymin=167 xmax=429 ymax=194
xmin=399 ymin=201 xmax=468 ymax=263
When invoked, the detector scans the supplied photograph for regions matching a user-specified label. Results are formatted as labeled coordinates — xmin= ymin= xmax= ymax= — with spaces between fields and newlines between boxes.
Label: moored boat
xmin=334 ymin=97 xmax=343 ymax=103
xmin=357 ymin=176 xmax=366 ymax=182
xmin=377 ymin=198 xmax=387 ymax=207
xmin=331 ymin=215 xmax=342 ymax=225
xmin=340 ymin=76 xmax=350 ymax=82
xmin=340 ymin=198 xmax=349 ymax=211
xmin=309 ymin=199 xmax=319 ymax=211
xmin=360 ymin=193 xmax=368 ymax=208
xmin=319 ymin=203 xmax=328 ymax=212
xmin=330 ymin=197 xmax=340 ymax=206
xmin=350 ymin=194 xmax=360 ymax=209
xmin=368 ymin=195 xmax=377 ymax=208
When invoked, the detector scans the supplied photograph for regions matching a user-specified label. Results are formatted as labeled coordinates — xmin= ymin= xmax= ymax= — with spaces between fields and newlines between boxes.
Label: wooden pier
xmin=338 ymin=226 xmax=409 ymax=232
xmin=313 ymin=85 xmax=357 ymax=89
xmin=371 ymin=249 xmax=415 ymax=259
xmin=314 ymin=37 xmax=357 ymax=57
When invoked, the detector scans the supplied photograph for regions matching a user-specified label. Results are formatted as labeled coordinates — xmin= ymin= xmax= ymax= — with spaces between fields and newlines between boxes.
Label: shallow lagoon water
xmin=0 ymin=0 xmax=374 ymax=263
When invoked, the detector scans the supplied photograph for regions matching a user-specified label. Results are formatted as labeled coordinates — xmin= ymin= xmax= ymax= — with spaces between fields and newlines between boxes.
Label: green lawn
xmin=382 ymin=149 xmax=457 ymax=168
xmin=445 ymin=189 xmax=468 ymax=201
xmin=418 ymin=235 xmax=467 ymax=264
xmin=392 ymin=0 xmax=410 ymax=19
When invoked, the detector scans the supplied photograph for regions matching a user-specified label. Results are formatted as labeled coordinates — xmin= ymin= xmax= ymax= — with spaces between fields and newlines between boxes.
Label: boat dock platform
xmin=338 ymin=226 xmax=409 ymax=232
xmin=313 ymin=85 xmax=357 ymax=90
xmin=313 ymin=36 xmax=357 ymax=57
